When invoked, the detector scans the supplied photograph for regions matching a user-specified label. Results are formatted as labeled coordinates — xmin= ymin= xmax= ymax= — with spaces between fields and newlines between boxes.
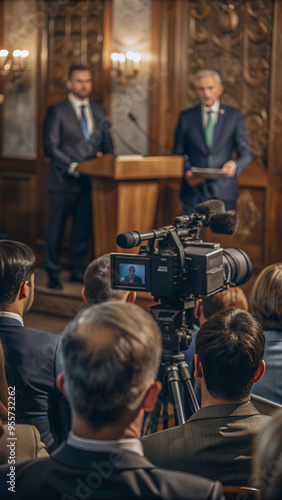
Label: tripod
xmin=143 ymin=302 xmax=200 ymax=435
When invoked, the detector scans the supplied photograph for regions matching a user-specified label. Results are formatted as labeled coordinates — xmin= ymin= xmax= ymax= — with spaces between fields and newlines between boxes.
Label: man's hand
xmin=185 ymin=170 xmax=206 ymax=187
xmin=68 ymin=162 xmax=80 ymax=178
xmin=96 ymin=151 xmax=103 ymax=158
xmin=221 ymin=161 xmax=236 ymax=177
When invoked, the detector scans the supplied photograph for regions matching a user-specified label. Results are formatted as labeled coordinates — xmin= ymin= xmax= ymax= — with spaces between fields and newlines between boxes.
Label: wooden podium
xmin=77 ymin=154 xmax=183 ymax=257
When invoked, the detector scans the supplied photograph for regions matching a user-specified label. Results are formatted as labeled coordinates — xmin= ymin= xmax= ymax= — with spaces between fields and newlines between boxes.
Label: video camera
xmin=111 ymin=200 xmax=252 ymax=353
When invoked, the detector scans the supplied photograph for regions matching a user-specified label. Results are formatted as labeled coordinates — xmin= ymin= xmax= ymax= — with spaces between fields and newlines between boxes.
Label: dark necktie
xmin=204 ymin=110 xmax=216 ymax=149
xmin=80 ymin=105 xmax=90 ymax=141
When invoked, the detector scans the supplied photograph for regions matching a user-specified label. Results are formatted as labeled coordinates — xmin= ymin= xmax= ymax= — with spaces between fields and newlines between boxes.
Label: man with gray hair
xmin=0 ymin=302 xmax=224 ymax=500
xmin=174 ymin=69 xmax=252 ymax=213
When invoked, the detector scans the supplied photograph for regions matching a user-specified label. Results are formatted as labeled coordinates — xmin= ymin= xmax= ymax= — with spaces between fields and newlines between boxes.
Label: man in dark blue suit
xmin=173 ymin=70 xmax=252 ymax=214
xmin=0 ymin=240 xmax=70 ymax=452
xmin=0 ymin=301 xmax=223 ymax=500
xmin=44 ymin=65 xmax=114 ymax=289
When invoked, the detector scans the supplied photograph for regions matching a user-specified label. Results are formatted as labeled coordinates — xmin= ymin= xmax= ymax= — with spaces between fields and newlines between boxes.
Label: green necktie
xmin=204 ymin=110 xmax=215 ymax=149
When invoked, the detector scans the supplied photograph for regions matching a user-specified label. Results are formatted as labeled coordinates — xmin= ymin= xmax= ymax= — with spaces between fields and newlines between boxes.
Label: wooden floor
xmin=24 ymin=311 xmax=69 ymax=335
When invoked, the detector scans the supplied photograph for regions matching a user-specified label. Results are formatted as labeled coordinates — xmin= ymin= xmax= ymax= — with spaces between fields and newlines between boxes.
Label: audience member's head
xmin=195 ymin=286 xmax=248 ymax=327
xmin=0 ymin=240 xmax=35 ymax=314
xmin=57 ymin=302 xmax=162 ymax=435
xmin=82 ymin=253 xmax=136 ymax=306
xmin=195 ymin=309 xmax=265 ymax=403
xmin=249 ymin=263 xmax=282 ymax=331
xmin=0 ymin=340 xmax=8 ymax=438
xmin=253 ymin=409 xmax=282 ymax=500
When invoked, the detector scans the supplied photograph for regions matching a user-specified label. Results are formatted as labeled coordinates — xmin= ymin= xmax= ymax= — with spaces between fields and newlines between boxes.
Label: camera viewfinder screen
xmin=119 ymin=263 xmax=145 ymax=285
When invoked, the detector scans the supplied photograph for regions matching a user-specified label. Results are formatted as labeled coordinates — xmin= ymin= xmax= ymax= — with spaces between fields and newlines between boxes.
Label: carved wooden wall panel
xmin=47 ymin=0 xmax=105 ymax=103
xmin=150 ymin=0 xmax=282 ymax=271
xmin=186 ymin=0 xmax=273 ymax=167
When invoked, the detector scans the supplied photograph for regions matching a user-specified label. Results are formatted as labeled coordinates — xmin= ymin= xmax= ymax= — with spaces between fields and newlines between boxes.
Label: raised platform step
xmin=33 ymin=268 xmax=84 ymax=319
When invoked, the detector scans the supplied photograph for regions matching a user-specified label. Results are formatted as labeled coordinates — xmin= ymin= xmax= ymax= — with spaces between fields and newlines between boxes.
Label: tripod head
xmin=150 ymin=298 xmax=195 ymax=356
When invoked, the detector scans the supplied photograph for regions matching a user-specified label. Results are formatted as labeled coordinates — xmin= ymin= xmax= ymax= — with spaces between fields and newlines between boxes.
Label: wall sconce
xmin=0 ymin=49 xmax=29 ymax=82
xmin=111 ymin=51 xmax=141 ymax=85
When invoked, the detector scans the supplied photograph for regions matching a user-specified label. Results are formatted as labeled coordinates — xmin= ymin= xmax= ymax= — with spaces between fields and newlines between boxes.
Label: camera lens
xmin=222 ymin=248 xmax=253 ymax=286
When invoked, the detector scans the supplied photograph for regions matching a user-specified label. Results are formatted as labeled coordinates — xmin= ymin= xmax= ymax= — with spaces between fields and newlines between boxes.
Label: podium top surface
xmin=77 ymin=154 xmax=184 ymax=180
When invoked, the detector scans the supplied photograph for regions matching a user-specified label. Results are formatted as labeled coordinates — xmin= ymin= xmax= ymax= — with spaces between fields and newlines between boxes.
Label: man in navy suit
xmin=0 ymin=301 xmax=223 ymax=500
xmin=0 ymin=240 xmax=70 ymax=452
xmin=173 ymin=69 xmax=252 ymax=214
xmin=43 ymin=64 xmax=114 ymax=289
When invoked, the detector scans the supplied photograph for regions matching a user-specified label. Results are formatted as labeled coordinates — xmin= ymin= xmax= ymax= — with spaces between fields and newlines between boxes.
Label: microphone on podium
xmin=127 ymin=113 xmax=173 ymax=155
xmin=103 ymin=118 xmax=142 ymax=155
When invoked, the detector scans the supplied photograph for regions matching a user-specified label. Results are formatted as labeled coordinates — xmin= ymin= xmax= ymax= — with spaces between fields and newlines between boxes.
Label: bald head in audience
xmin=57 ymin=302 xmax=162 ymax=436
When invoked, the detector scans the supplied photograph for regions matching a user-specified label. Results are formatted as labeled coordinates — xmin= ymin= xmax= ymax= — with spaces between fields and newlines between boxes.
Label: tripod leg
xmin=162 ymin=395 xmax=169 ymax=430
xmin=142 ymin=362 xmax=169 ymax=435
xmin=167 ymin=365 xmax=186 ymax=426
xmin=149 ymin=392 xmax=163 ymax=434
xmin=142 ymin=412 xmax=152 ymax=436
xmin=179 ymin=360 xmax=199 ymax=414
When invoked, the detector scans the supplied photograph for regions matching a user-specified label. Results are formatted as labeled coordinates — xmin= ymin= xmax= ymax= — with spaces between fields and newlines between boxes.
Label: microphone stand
xmin=128 ymin=113 xmax=173 ymax=156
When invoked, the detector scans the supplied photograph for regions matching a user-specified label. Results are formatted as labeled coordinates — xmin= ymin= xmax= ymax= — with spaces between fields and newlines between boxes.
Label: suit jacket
xmin=122 ymin=275 xmax=143 ymax=284
xmin=0 ymin=317 xmax=70 ymax=452
xmin=173 ymin=104 xmax=252 ymax=210
xmin=0 ymin=424 xmax=48 ymax=465
xmin=142 ymin=402 xmax=270 ymax=486
xmin=43 ymin=99 xmax=114 ymax=193
xmin=252 ymin=329 xmax=282 ymax=404
xmin=0 ymin=443 xmax=224 ymax=500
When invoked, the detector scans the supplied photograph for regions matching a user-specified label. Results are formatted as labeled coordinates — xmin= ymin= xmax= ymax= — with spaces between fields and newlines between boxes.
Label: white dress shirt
xmin=0 ymin=311 xmax=23 ymax=326
xmin=67 ymin=93 xmax=95 ymax=174
xmin=201 ymin=100 xmax=220 ymax=128
xmin=201 ymin=99 xmax=236 ymax=172
xmin=67 ymin=431 xmax=144 ymax=456
xmin=68 ymin=93 xmax=95 ymax=136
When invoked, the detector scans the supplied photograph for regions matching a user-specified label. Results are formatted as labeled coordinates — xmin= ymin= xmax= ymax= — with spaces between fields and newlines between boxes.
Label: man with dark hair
xmin=0 ymin=240 xmax=35 ymax=307
xmin=82 ymin=253 xmax=136 ymax=306
xmin=143 ymin=309 xmax=269 ymax=485
xmin=0 ymin=240 xmax=69 ymax=452
xmin=44 ymin=64 xmax=114 ymax=289
xmin=0 ymin=302 xmax=224 ymax=500
xmin=185 ymin=287 xmax=249 ymax=370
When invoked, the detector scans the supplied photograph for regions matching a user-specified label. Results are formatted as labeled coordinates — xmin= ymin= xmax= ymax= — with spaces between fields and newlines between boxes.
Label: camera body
xmin=111 ymin=241 xmax=224 ymax=301
xmin=111 ymin=209 xmax=252 ymax=353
